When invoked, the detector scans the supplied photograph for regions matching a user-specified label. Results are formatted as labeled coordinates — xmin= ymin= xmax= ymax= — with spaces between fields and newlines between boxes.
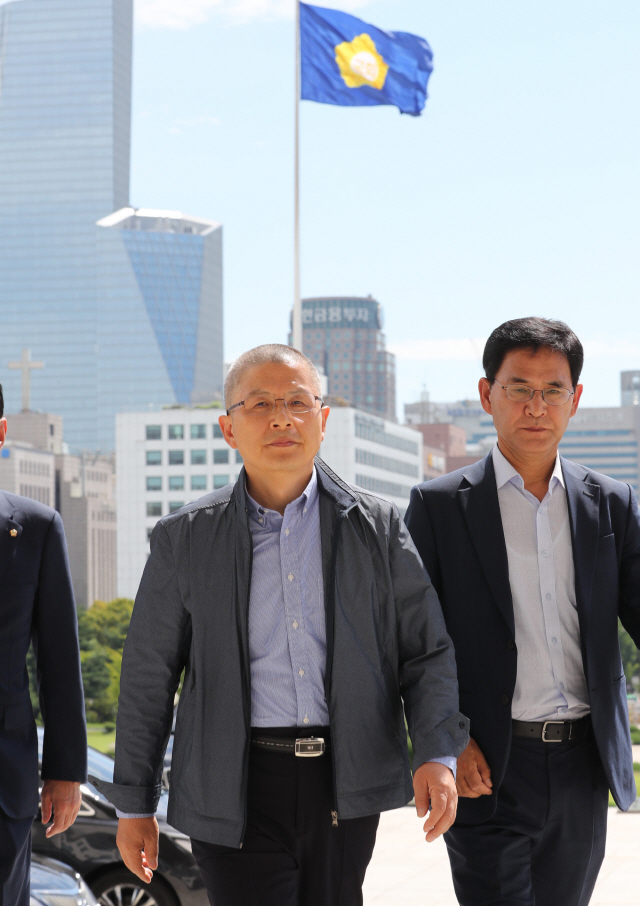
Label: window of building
xmin=191 ymin=424 xmax=206 ymax=439
xmin=146 ymin=502 xmax=162 ymax=517
xmin=146 ymin=425 xmax=162 ymax=440
xmin=169 ymin=450 xmax=184 ymax=466
xmin=191 ymin=475 xmax=207 ymax=491
xmin=169 ymin=501 xmax=184 ymax=513
xmin=146 ymin=451 xmax=161 ymax=466
xmin=191 ymin=449 xmax=206 ymax=465
xmin=214 ymin=449 xmax=229 ymax=464
xmin=169 ymin=476 xmax=185 ymax=491
xmin=169 ymin=424 xmax=184 ymax=440
xmin=213 ymin=424 xmax=223 ymax=439
xmin=147 ymin=476 xmax=162 ymax=491
xmin=214 ymin=475 xmax=229 ymax=489
xmin=236 ymin=451 xmax=243 ymax=464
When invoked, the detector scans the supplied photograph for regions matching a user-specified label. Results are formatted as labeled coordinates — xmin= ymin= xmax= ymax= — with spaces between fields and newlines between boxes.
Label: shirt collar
xmin=246 ymin=467 xmax=318 ymax=527
xmin=492 ymin=443 xmax=565 ymax=491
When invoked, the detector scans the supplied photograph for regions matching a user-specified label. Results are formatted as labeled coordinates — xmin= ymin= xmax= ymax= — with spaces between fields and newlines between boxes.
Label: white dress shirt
xmin=493 ymin=444 xmax=590 ymax=722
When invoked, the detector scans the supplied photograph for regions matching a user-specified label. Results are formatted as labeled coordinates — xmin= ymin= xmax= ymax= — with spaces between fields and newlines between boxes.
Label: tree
xmin=619 ymin=621 xmax=639 ymax=689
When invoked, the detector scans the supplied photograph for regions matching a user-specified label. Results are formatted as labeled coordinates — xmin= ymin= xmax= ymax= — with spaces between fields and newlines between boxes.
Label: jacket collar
xmin=560 ymin=456 xmax=600 ymax=624
xmin=457 ymin=454 xmax=515 ymax=634
xmin=232 ymin=457 xmax=358 ymax=517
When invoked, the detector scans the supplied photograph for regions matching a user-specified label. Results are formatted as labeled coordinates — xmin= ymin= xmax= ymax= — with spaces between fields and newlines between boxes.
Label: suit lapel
xmin=458 ymin=455 xmax=515 ymax=635
xmin=0 ymin=491 xmax=22 ymax=582
xmin=561 ymin=457 xmax=600 ymax=627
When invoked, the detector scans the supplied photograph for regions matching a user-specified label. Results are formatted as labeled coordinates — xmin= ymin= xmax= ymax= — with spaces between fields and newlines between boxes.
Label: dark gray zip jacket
xmin=92 ymin=459 xmax=469 ymax=847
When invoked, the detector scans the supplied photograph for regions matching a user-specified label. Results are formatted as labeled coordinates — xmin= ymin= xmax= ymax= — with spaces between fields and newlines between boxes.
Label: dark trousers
xmin=445 ymin=728 xmax=609 ymax=906
xmin=191 ymin=727 xmax=379 ymax=906
xmin=0 ymin=808 xmax=33 ymax=906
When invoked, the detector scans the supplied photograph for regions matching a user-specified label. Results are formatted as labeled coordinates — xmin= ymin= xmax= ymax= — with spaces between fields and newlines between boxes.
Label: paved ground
xmin=364 ymin=806 xmax=640 ymax=905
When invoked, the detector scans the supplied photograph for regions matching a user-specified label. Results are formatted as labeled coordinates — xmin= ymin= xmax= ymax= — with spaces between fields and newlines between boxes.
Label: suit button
xmin=507 ymin=640 xmax=515 ymax=650
xmin=459 ymin=721 xmax=466 ymax=729
xmin=501 ymin=695 xmax=510 ymax=705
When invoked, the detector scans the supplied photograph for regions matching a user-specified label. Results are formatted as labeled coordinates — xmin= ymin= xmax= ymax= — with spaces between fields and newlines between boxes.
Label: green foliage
xmin=619 ymin=621 xmax=639 ymax=687
xmin=630 ymin=726 xmax=640 ymax=745
xmin=78 ymin=598 xmax=134 ymax=722
xmin=26 ymin=646 xmax=41 ymax=721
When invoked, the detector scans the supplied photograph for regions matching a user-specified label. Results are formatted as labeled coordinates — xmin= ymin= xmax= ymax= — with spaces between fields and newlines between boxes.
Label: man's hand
xmin=413 ymin=762 xmax=458 ymax=842
xmin=456 ymin=738 xmax=493 ymax=798
xmin=116 ymin=817 xmax=160 ymax=884
xmin=41 ymin=780 xmax=82 ymax=837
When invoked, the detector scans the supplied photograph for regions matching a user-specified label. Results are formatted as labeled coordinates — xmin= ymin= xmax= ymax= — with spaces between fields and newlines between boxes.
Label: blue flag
xmin=300 ymin=3 xmax=433 ymax=117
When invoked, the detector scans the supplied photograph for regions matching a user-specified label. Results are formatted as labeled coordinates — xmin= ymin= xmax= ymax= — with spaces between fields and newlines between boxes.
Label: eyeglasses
xmin=227 ymin=390 xmax=324 ymax=416
xmin=497 ymin=383 xmax=574 ymax=406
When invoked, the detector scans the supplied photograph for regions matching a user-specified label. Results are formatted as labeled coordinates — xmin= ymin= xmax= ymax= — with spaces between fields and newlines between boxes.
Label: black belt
xmin=512 ymin=715 xmax=590 ymax=743
xmin=251 ymin=735 xmax=330 ymax=757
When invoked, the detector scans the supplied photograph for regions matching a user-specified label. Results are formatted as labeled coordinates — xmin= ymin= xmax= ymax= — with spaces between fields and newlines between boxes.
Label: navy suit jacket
xmin=405 ymin=453 xmax=640 ymax=825
xmin=0 ymin=490 xmax=87 ymax=819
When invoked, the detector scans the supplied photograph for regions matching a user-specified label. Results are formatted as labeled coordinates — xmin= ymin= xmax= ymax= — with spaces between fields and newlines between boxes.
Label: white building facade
xmin=117 ymin=404 xmax=422 ymax=599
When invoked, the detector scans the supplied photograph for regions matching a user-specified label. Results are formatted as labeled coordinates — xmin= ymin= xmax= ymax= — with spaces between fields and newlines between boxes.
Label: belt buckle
xmin=295 ymin=737 xmax=325 ymax=757
xmin=541 ymin=720 xmax=564 ymax=743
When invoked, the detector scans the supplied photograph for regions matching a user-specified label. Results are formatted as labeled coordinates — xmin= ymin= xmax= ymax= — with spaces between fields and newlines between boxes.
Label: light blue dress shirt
xmin=492 ymin=445 xmax=590 ymax=721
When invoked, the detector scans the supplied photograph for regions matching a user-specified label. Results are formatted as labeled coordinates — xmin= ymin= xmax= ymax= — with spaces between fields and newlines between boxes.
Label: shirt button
xmin=552 ymin=637 xmax=557 ymax=645
xmin=288 ymin=573 xmax=294 ymax=582
xmin=258 ymin=517 xmax=263 ymax=524
xmin=546 ymin=593 xmax=552 ymax=601
xmin=299 ymin=669 xmax=304 ymax=676
xmin=559 ymin=707 xmax=567 ymax=713
xmin=292 ymin=621 xmax=299 ymax=629
xmin=303 ymin=717 xmax=310 ymax=724
xmin=285 ymin=528 xmax=290 ymax=536
xmin=559 ymin=682 xmax=565 ymax=690
xmin=501 ymin=695 xmax=509 ymax=705
xmin=542 ymin=551 xmax=548 ymax=558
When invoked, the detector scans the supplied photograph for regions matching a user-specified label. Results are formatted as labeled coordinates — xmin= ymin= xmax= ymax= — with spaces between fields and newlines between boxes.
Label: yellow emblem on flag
xmin=335 ymin=33 xmax=389 ymax=91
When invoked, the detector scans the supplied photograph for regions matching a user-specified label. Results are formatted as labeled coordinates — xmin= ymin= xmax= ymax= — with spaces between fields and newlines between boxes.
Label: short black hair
xmin=483 ymin=317 xmax=584 ymax=388
xmin=0 ymin=383 xmax=3 ymax=419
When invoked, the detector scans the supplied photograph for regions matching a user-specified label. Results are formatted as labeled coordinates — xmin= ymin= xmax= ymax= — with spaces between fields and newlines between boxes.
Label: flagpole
xmin=292 ymin=0 xmax=303 ymax=351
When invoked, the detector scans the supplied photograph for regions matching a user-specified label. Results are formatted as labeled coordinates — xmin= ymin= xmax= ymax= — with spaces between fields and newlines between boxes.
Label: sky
xmin=130 ymin=0 xmax=640 ymax=417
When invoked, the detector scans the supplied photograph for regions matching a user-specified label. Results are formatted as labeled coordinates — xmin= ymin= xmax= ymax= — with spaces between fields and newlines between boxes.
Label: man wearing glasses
xmin=405 ymin=317 xmax=640 ymax=905
xmin=95 ymin=344 xmax=469 ymax=906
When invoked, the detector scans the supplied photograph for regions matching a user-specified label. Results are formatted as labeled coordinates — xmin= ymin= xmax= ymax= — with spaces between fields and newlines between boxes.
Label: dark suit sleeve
xmin=404 ymin=486 xmax=441 ymax=596
xmin=618 ymin=485 xmax=640 ymax=647
xmin=33 ymin=511 xmax=87 ymax=782
xmin=93 ymin=522 xmax=191 ymax=814
xmin=388 ymin=505 xmax=469 ymax=767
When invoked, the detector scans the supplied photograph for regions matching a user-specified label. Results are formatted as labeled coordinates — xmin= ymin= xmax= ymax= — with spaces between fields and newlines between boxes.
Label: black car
xmin=31 ymin=853 xmax=98 ymax=905
xmin=33 ymin=730 xmax=207 ymax=906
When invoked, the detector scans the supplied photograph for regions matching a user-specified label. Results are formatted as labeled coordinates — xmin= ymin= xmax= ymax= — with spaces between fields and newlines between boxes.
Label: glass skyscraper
xmin=97 ymin=209 xmax=223 ymax=451
xmin=0 ymin=0 xmax=224 ymax=451
xmin=0 ymin=0 xmax=132 ymax=449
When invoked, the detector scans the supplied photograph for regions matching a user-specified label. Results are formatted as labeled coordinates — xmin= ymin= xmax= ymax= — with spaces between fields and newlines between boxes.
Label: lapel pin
xmin=9 ymin=529 xmax=18 ymax=537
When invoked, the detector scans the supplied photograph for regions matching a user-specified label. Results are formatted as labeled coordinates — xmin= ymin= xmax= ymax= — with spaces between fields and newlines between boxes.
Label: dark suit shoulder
xmin=561 ymin=458 xmax=633 ymax=502
xmin=158 ymin=485 xmax=234 ymax=529
xmin=0 ymin=489 xmax=58 ymax=525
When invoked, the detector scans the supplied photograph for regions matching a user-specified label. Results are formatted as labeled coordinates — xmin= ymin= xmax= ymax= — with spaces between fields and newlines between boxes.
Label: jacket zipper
xmin=239 ymin=504 xmax=254 ymax=849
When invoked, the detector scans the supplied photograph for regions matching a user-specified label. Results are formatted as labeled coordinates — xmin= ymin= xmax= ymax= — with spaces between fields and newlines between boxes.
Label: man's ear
xmin=0 ymin=418 xmax=7 ymax=450
xmin=478 ymin=378 xmax=493 ymax=416
xmin=218 ymin=414 xmax=237 ymax=450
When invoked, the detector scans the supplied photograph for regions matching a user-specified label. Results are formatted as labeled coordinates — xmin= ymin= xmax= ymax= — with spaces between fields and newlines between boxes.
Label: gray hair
xmin=224 ymin=344 xmax=322 ymax=409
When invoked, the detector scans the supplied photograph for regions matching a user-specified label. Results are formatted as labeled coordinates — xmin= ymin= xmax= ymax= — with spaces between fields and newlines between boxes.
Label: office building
xmin=5 ymin=411 xmax=64 ymax=454
xmin=300 ymin=297 xmax=396 ymax=421
xmin=56 ymin=452 xmax=117 ymax=609
xmin=621 ymin=372 xmax=640 ymax=408
xmin=319 ymin=406 xmax=422 ymax=516
xmin=0 ymin=1 xmax=224 ymax=452
xmin=0 ymin=0 xmax=133 ymax=450
xmin=96 ymin=208 xmax=223 ymax=450
xmin=0 ymin=441 xmax=55 ymax=506
xmin=116 ymin=406 xmax=243 ymax=598
xmin=559 ymin=407 xmax=640 ymax=490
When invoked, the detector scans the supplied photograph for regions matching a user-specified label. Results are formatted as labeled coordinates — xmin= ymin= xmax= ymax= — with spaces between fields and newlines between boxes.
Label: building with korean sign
xmin=298 ymin=296 xmax=396 ymax=421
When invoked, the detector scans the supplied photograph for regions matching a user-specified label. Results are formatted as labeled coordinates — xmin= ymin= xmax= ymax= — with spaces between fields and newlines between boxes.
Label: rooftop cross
xmin=8 ymin=348 xmax=44 ymax=411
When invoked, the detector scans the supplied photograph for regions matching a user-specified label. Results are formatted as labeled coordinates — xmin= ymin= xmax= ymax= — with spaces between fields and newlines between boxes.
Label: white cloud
xmin=135 ymin=0 xmax=373 ymax=30
xmin=389 ymin=338 xmax=488 ymax=363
